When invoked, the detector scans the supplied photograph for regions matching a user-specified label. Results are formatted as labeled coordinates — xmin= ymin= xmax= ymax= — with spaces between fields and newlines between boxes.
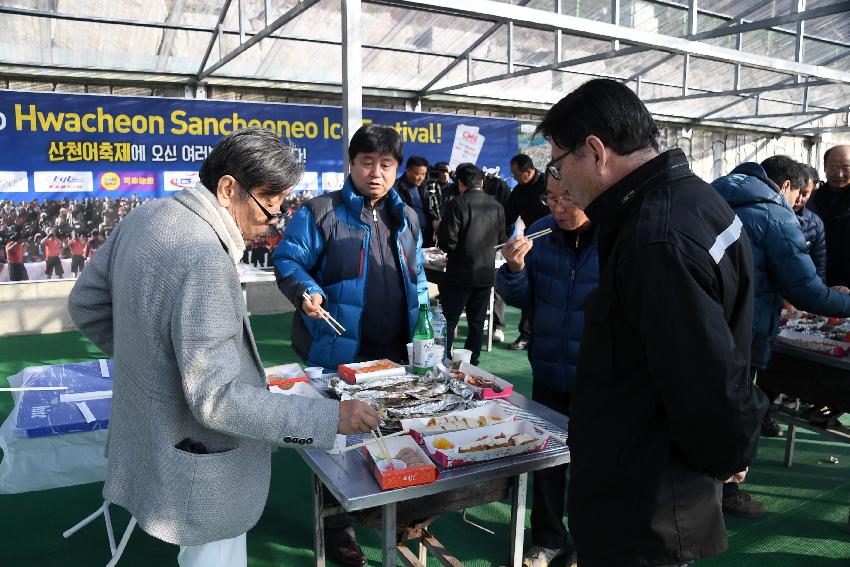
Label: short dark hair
xmin=455 ymin=163 xmax=484 ymax=189
xmin=433 ymin=161 xmax=450 ymax=173
xmin=199 ymin=127 xmax=302 ymax=196
xmin=535 ymin=78 xmax=660 ymax=155
xmin=510 ymin=154 xmax=534 ymax=171
xmin=406 ymin=156 xmax=428 ymax=169
xmin=348 ymin=124 xmax=403 ymax=164
xmin=761 ymin=155 xmax=806 ymax=191
xmin=806 ymin=165 xmax=820 ymax=184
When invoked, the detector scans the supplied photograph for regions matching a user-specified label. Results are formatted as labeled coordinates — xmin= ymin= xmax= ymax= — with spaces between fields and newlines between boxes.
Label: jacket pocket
xmin=321 ymin=233 xmax=365 ymax=286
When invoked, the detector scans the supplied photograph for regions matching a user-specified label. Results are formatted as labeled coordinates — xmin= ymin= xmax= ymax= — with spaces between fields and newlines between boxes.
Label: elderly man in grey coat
xmin=68 ymin=128 xmax=378 ymax=567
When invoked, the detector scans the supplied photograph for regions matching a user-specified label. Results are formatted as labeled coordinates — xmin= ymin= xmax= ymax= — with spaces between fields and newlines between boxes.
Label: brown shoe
xmin=326 ymin=527 xmax=367 ymax=567
xmin=722 ymin=490 xmax=765 ymax=518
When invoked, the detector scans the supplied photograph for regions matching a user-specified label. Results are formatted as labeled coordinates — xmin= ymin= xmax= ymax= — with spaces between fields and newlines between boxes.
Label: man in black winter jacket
xmin=795 ymin=164 xmax=827 ymax=282
xmin=809 ymin=145 xmax=850 ymax=287
xmin=536 ymin=78 xmax=767 ymax=567
xmin=438 ymin=163 xmax=506 ymax=365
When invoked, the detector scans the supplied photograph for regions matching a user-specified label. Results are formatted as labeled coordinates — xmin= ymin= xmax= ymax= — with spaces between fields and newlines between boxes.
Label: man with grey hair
xmin=68 ymin=128 xmax=378 ymax=567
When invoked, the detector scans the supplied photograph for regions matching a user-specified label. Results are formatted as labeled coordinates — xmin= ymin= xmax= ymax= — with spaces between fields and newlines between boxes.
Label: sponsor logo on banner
xmin=33 ymin=171 xmax=94 ymax=192
xmin=0 ymin=171 xmax=28 ymax=193
xmin=321 ymin=172 xmax=345 ymax=191
xmin=164 ymin=171 xmax=200 ymax=191
xmin=99 ymin=171 xmax=157 ymax=191
xmin=294 ymin=171 xmax=319 ymax=192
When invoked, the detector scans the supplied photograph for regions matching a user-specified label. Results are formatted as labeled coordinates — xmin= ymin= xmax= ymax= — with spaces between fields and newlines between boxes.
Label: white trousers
xmin=177 ymin=533 xmax=247 ymax=567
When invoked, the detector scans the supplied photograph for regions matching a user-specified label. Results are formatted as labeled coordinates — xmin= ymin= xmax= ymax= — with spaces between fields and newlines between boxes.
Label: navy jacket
xmin=798 ymin=206 xmax=827 ymax=283
xmin=272 ymin=177 xmax=428 ymax=368
xmin=495 ymin=215 xmax=598 ymax=393
xmin=713 ymin=162 xmax=850 ymax=368
xmin=809 ymin=183 xmax=850 ymax=287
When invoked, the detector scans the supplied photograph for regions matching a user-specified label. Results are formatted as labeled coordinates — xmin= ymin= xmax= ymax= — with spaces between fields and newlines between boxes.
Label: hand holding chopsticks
xmin=493 ymin=227 xmax=552 ymax=250
xmin=302 ymin=292 xmax=346 ymax=335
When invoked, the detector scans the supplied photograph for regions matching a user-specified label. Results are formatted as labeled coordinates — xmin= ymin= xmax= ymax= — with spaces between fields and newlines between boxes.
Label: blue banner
xmin=0 ymin=90 xmax=518 ymax=200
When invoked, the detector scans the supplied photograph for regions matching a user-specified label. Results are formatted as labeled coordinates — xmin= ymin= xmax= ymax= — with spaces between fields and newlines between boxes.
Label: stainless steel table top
xmin=299 ymin=390 xmax=570 ymax=512
xmin=773 ymin=342 xmax=850 ymax=372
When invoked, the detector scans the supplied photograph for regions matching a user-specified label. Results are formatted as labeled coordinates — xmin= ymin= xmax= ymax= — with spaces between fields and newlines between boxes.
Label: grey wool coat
xmin=68 ymin=186 xmax=340 ymax=546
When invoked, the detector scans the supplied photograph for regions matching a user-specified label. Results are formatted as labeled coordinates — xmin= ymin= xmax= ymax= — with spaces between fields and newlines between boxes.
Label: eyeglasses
xmin=540 ymin=193 xmax=573 ymax=207
xmin=544 ymin=150 xmax=572 ymax=181
xmin=825 ymin=166 xmax=850 ymax=175
xmin=245 ymin=190 xmax=284 ymax=223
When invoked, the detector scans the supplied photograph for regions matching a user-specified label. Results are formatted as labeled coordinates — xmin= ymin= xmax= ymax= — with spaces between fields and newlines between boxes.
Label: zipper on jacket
xmin=372 ymin=208 xmax=378 ymax=223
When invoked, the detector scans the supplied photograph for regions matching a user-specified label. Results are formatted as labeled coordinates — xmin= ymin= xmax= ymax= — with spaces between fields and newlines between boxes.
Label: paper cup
xmin=326 ymin=434 xmax=347 ymax=454
xmin=453 ymin=348 xmax=473 ymax=364
xmin=304 ymin=366 xmax=323 ymax=380
xmin=377 ymin=458 xmax=407 ymax=472
xmin=406 ymin=342 xmax=413 ymax=363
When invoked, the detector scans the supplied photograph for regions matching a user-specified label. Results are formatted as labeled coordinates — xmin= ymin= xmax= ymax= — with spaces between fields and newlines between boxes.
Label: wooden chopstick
xmin=494 ymin=227 xmax=553 ymax=250
xmin=371 ymin=429 xmax=394 ymax=462
xmin=302 ymin=292 xmax=346 ymax=334
xmin=339 ymin=429 xmax=410 ymax=454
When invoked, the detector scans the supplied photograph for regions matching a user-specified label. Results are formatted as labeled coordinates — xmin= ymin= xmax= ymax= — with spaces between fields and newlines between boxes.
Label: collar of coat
xmin=173 ymin=184 xmax=245 ymax=264
xmin=341 ymin=175 xmax=408 ymax=229
xmin=584 ymin=148 xmax=692 ymax=228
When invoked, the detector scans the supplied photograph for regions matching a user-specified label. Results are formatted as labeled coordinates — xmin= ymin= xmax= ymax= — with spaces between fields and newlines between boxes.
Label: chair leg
xmin=63 ymin=506 xmax=105 ymax=539
xmin=104 ymin=517 xmax=137 ymax=567
xmin=103 ymin=502 xmax=116 ymax=554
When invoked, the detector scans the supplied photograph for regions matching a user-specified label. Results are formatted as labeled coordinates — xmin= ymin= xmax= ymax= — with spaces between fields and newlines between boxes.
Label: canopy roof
xmin=1 ymin=0 xmax=848 ymax=134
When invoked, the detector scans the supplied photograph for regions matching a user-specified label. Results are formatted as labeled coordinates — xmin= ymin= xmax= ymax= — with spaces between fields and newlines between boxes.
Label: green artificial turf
xmin=1 ymin=310 xmax=849 ymax=566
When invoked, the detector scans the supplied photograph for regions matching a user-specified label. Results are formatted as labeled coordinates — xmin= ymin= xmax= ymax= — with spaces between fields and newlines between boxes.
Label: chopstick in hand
xmin=302 ymin=292 xmax=346 ymax=335
xmin=339 ymin=429 xmax=410 ymax=454
xmin=494 ymin=227 xmax=553 ymax=250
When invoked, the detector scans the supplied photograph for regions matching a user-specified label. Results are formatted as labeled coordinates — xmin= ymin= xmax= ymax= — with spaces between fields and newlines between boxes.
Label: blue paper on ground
xmin=15 ymin=360 xmax=113 ymax=438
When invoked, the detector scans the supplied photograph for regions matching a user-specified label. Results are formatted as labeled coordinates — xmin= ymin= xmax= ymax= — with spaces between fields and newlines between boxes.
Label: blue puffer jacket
xmin=495 ymin=215 xmax=599 ymax=392
xmin=712 ymin=163 xmax=850 ymax=368
xmin=272 ymin=177 xmax=428 ymax=368
xmin=798 ymin=206 xmax=827 ymax=283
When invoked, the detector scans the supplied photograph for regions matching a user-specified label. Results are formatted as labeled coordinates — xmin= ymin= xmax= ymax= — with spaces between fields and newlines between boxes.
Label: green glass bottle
xmin=412 ymin=304 xmax=435 ymax=375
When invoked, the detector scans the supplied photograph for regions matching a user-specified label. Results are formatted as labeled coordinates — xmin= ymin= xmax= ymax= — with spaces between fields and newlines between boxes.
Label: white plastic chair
xmin=63 ymin=500 xmax=137 ymax=567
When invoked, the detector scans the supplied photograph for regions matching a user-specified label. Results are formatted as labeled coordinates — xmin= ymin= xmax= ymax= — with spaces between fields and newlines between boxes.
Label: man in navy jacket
xmin=496 ymin=181 xmax=598 ymax=567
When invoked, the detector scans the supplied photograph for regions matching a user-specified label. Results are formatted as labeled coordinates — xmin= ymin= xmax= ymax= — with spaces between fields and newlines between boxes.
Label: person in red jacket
xmin=40 ymin=230 xmax=64 ymax=279
xmin=68 ymin=230 xmax=88 ymax=277
xmin=5 ymin=232 xmax=28 ymax=281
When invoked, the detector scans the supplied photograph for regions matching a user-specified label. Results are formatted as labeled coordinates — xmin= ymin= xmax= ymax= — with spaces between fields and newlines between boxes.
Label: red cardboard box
xmin=360 ymin=434 xmax=438 ymax=490
xmin=338 ymin=359 xmax=406 ymax=384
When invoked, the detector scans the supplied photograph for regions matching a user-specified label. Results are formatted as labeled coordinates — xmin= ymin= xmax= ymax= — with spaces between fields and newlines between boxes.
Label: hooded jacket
xmin=712 ymin=162 xmax=850 ymax=368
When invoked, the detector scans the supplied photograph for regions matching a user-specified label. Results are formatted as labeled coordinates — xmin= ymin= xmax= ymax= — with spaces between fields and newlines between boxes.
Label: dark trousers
xmin=440 ymin=284 xmax=491 ymax=365
xmin=9 ymin=263 xmax=28 ymax=281
xmin=531 ymin=381 xmax=571 ymax=550
xmin=724 ymin=367 xmax=761 ymax=498
xmin=518 ymin=307 xmax=532 ymax=340
xmin=71 ymin=255 xmax=85 ymax=275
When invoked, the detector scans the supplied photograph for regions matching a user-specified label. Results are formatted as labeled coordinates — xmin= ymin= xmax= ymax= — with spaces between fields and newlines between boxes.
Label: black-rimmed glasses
xmin=545 ymin=150 xmax=571 ymax=182
xmin=246 ymin=190 xmax=284 ymax=223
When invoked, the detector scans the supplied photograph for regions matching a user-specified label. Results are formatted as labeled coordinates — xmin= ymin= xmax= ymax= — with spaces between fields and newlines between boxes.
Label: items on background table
xmin=422 ymin=247 xmax=448 ymax=269
xmin=360 ymin=434 xmax=438 ymax=490
xmin=412 ymin=304 xmax=436 ymax=375
xmin=328 ymin=372 xmax=477 ymax=430
xmin=337 ymin=359 xmax=406 ymax=384
xmin=401 ymin=401 xmax=512 ymax=443
xmin=778 ymin=310 xmax=850 ymax=356
xmin=15 ymin=360 xmax=113 ymax=438
xmin=443 ymin=362 xmax=514 ymax=400
xmin=423 ymin=419 xmax=550 ymax=467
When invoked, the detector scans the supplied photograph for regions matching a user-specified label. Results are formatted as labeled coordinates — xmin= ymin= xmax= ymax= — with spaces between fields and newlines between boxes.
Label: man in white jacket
xmin=68 ymin=128 xmax=378 ymax=567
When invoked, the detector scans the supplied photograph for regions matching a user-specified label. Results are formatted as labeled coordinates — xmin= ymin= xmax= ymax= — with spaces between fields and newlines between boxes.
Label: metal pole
xmin=507 ymin=21 xmax=514 ymax=74
xmin=611 ymin=0 xmax=620 ymax=51
xmin=555 ymin=0 xmax=562 ymax=62
xmin=341 ymin=0 xmax=363 ymax=176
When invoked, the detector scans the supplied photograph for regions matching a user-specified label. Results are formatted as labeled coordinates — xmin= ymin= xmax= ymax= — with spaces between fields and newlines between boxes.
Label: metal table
xmin=299 ymin=391 xmax=570 ymax=567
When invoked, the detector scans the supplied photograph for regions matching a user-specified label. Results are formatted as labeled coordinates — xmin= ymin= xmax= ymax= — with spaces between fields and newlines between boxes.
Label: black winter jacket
xmin=505 ymin=170 xmax=549 ymax=230
xmin=809 ymin=183 xmax=850 ymax=287
xmin=798 ymin=207 xmax=827 ymax=282
xmin=438 ymin=188 xmax=506 ymax=288
xmin=570 ymin=149 xmax=768 ymax=567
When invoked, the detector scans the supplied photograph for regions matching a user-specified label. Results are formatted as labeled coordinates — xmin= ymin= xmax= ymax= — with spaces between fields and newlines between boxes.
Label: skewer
xmin=493 ymin=227 xmax=553 ymax=250
xmin=339 ymin=429 xmax=410 ymax=453
xmin=302 ymin=292 xmax=346 ymax=334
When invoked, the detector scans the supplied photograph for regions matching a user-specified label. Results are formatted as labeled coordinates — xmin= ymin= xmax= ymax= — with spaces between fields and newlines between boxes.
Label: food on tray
xmin=354 ymin=360 xmax=399 ymax=374
xmin=422 ymin=414 xmax=504 ymax=432
xmin=395 ymin=447 xmax=429 ymax=468
xmin=465 ymin=374 xmax=503 ymax=393
xmin=456 ymin=432 xmax=537 ymax=453
xmin=433 ymin=437 xmax=455 ymax=450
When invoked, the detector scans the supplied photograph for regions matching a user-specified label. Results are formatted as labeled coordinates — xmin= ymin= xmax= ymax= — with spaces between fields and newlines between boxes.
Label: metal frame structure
xmin=1 ymin=0 xmax=848 ymax=136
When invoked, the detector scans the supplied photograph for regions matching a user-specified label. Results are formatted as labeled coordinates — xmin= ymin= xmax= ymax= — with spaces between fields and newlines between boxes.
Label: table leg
xmin=382 ymin=502 xmax=398 ymax=567
xmin=784 ymin=423 xmax=796 ymax=467
xmin=313 ymin=474 xmax=326 ymax=567
xmin=509 ymin=473 xmax=528 ymax=567
xmin=418 ymin=541 xmax=427 ymax=565
xmin=487 ymin=288 xmax=494 ymax=352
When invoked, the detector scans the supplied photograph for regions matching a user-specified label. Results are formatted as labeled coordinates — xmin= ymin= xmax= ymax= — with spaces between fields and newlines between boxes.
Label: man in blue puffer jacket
xmin=273 ymin=124 xmax=428 ymax=371
xmin=496 ymin=181 xmax=598 ymax=567
xmin=712 ymin=155 xmax=850 ymax=518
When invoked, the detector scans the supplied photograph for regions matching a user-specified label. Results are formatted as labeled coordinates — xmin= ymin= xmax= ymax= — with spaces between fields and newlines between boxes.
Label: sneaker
xmin=493 ymin=328 xmax=505 ymax=342
xmin=722 ymin=490 xmax=765 ymax=518
xmin=511 ymin=337 xmax=529 ymax=350
xmin=761 ymin=414 xmax=781 ymax=437
xmin=522 ymin=545 xmax=572 ymax=567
